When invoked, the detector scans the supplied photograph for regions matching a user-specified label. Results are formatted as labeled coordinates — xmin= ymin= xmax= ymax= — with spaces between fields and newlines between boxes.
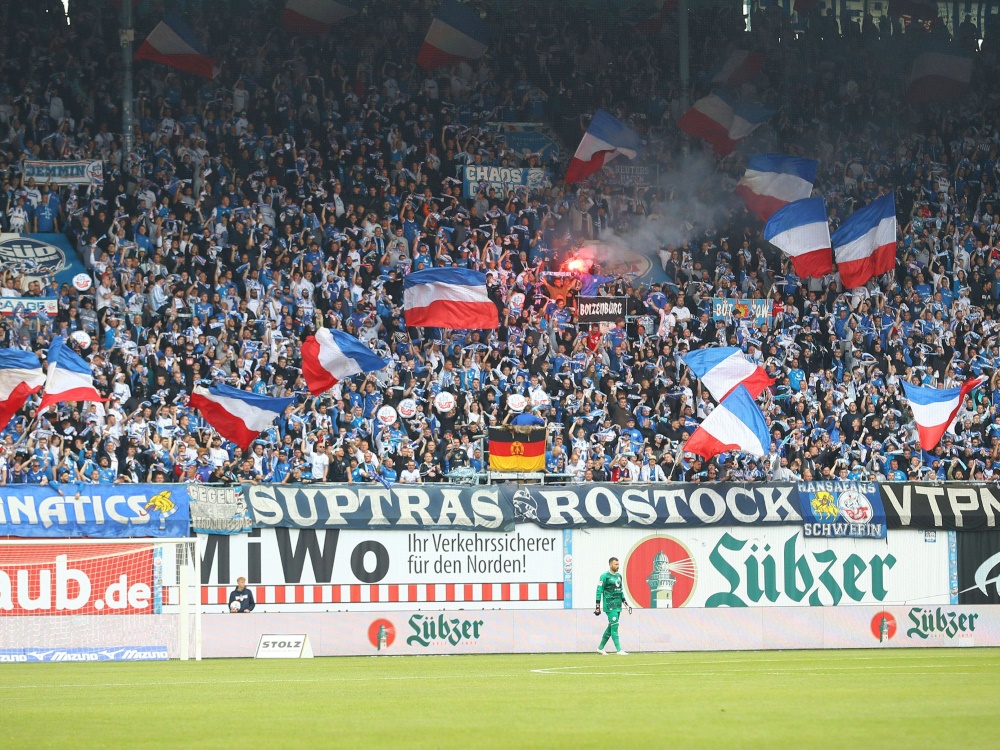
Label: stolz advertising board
xmin=197 ymin=525 xmax=564 ymax=612
xmin=570 ymin=527 xmax=951 ymax=609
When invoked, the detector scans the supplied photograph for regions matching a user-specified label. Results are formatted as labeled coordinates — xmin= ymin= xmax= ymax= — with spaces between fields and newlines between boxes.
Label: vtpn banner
xmin=0 ymin=484 xmax=190 ymax=538
xmin=881 ymin=483 xmax=1000 ymax=530
xmin=505 ymin=483 xmax=802 ymax=528
xmin=244 ymin=484 xmax=515 ymax=531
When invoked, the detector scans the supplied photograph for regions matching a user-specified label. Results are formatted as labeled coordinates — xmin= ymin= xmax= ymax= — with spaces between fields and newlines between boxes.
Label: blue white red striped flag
xmin=301 ymin=328 xmax=389 ymax=396
xmin=282 ymin=0 xmax=359 ymax=34
xmin=565 ymin=110 xmax=643 ymax=184
xmin=831 ymin=193 xmax=897 ymax=289
xmin=134 ymin=15 xmax=218 ymax=79
xmin=0 ymin=350 xmax=45 ymax=431
xmin=901 ymin=378 xmax=985 ymax=451
xmin=38 ymin=338 xmax=106 ymax=412
xmin=683 ymin=346 xmax=773 ymax=403
xmin=763 ymin=197 xmax=832 ymax=279
xmin=677 ymin=93 xmax=773 ymax=156
xmin=403 ymin=268 xmax=498 ymax=330
xmin=736 ymin=153 xmax=818 ymax=221
xmin=417 ymin=0 xmax=491 ymax=71
xmin=188 ymin=385 xmax=295 ymax=451
xmin=685 ymin=386 xmax=770 ymax=460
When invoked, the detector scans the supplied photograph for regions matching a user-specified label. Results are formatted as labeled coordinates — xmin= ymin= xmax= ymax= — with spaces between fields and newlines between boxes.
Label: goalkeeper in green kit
xmin=595 ymin=556 xmax=631 ymax=655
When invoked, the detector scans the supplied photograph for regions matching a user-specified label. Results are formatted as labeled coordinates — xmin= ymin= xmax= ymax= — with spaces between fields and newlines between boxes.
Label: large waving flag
xmin=134 ymin=16 xmax=218 ymax=79
xmin=763 ymin=197 xmax=832 ymax=279
xmin=902 ymin=378 xmax=985 ymax=451
xmin=188 ymin=385 xmax=294 ymax=451
xmin=301 ymin=328 xmax=389 ymax=396
xmin=417 ymin=0 xmax=491 ymax=71
xmin=683 ymin=347 xmax=774 ymax=403
xmin=38 ymin=338 xmax=106 ymax=412
xmin=677 ymin=93 xmax=773 ymax=156
xmin=623 ymin=0 xmax=674 ymax=34
xmin=906 ymin=44 xmax=972 ymax=104
xmin=403 ymin=268 xmax=499 ymax=329
xmin=832 ymin=193 xmax=897 ymax=289
xmin=685 ymin=385 xmax=770 ymax=460
xmin=736 ymin=153 xmax=818 ymax=221
xmin=709 ymin=50 xmax=765 ymax=85
xmin=565 ymin=110 xmax=643 ymax=183
xmin=0 ymin=350 xmax=45 ymax=431
xmin=282 ymin=0 xmax=359 ymax=34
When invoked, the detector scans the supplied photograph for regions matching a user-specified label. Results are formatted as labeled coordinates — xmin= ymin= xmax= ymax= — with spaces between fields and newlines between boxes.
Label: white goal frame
xmin=0 ymin=537 xmax=202 ymax=661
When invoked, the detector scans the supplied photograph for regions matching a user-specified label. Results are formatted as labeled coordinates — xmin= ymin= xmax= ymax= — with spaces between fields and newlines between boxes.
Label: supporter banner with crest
xmin=798 ymin=481 xmax=887 ymax=539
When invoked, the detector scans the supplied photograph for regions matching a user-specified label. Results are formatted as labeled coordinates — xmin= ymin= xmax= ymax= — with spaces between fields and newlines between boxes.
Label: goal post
xmin=0 ymin=538 xmax=202 ymax=662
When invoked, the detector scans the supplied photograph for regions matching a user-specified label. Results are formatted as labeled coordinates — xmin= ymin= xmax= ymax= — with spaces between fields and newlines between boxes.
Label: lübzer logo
xmin=0 ymin=237 xmax=68 ymax=275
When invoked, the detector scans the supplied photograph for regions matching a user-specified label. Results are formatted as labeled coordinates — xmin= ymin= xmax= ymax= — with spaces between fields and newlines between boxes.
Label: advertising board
xmin=197 ymin=524 xmax=565 ymax=612
xmin=199 ymin=604 xmax=1000 ymax=657
xmin=570 ymin=527 xmax=951 ymax=609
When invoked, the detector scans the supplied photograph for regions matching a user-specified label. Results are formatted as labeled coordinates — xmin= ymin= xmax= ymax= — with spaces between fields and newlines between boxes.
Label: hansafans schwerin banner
xmin=957 ymin=530 xmax=1000 ymax=604
xmin=880 ymin=482 xmax=1000 ymax=530
xmin=0 ymin=484 xmax=189 ymax=538
xmin=797 ymin=481 xmax=887 ymax=539
xmin=244 ymin=484 xmax=514 ymax=531
xmin=506 ymin=483 xmax=802 ymax=528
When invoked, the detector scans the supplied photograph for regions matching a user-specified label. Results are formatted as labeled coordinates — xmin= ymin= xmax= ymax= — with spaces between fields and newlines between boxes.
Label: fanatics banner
xmin=0 ymin=484 xmax=190 ymax=538
xmin=244 ymin=484 xmax=515 ymax=531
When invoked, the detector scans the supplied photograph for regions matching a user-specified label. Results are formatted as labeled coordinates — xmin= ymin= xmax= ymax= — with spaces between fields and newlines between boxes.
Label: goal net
xmin=0 ymin=538 xmax=201 ymax=662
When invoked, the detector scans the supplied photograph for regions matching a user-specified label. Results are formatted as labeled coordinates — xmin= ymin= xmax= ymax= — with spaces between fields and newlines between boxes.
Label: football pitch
xmin=2 ymin=649 xmax=998 ymax=749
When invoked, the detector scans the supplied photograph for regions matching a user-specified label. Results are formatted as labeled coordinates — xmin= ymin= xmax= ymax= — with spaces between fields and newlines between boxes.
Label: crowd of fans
xmin=2 ymin=0 xmax=1000 ymax=487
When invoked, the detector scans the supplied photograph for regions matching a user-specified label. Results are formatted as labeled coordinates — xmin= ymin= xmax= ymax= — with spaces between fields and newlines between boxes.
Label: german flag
xmin=488 ymin=426 xmax=546 ymax=472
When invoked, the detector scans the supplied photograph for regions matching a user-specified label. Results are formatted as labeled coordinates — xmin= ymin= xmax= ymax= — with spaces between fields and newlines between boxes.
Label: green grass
xmin=2 ymin=649 xmax=998 ymax=749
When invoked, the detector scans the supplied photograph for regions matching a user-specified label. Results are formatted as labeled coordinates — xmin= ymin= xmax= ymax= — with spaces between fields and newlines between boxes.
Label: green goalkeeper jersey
xmin=597 ymin=571 xmax=625 ymax=610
